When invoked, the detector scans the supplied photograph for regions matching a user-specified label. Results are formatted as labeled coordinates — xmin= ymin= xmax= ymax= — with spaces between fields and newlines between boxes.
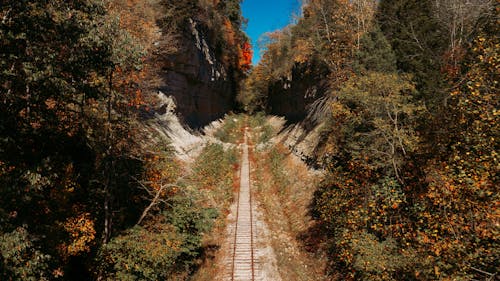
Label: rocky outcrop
xmin=266 ymin=63 xmax=331 ymax=166
xmin=146 ymin=93 xmax=204 ymax=162
xmin=267 ymin=63 xmax=329 ymax=123
xmin=147 ymin=93 xmax=237 ymax=163
xmin=276 ymin=95 xmax=332 ymax=167
xmin=158 ymin=18 xmax=236 ymax=128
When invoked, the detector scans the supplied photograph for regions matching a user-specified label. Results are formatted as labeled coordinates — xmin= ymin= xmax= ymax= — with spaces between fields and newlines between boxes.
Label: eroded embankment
xmin=188 ymin=114 xmax=328 ymax=281
xmin=250 ymin=117 xmax=328 ymax=281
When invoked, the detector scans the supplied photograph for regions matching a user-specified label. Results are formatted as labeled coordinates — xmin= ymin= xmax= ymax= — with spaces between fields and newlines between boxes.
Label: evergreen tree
xmin=353 ymin=24 xmax=397 ymax=74
xmin=377 ymin=0 xmax=447 ymax=105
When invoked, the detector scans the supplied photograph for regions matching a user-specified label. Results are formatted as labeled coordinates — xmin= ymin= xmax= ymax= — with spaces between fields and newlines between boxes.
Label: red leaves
xmin=239 ymin=41 xmax=253 ymax=71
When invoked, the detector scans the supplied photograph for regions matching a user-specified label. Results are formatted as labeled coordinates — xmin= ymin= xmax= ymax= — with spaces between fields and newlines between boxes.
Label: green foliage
xmin=217 ymin=0 xmax=243 ymax=27
xmin=311 ymin=72 xmax=422 ymax=279
xmin=163 ymin=194 xmax=218 ymax=261
xmin=335 ymin=72 xmax=421 ymax=181
xmin=258 ymin=124 xmax=274 ymax=144
xmin=0 ymin=0 xmax=248 ymax=279
xmin=247 ymin=111 xmax=267 ymax=128
xmin=97 ymin=140 xmax=238 ymax=280
xmin=0 ymin=227 xmax=50 ymax=281
xmin=193 ymin=143 xmax=238 ymax=179
xmin=243 ymin=0 xmax=498 ymax=280
xmin=299 ymin=0 xmax=357 ymax=69
xmin=377 ymin=0 xmax=447 ymax=103
xmin=98 ymin=194 xmax=218 ymax=281
xmin=191 ymin=143 xmax=237 ymax=208
xmin=312 ymin=4 xmax=499 ymax=279
xmin=214 ymin=114 xmax=246 ymax=143
xmin=237 ymin=66 xmax=272 ymax=112
xmin=1 ymin=0 xmax=161 ymax=278
xmin=247 ymin=112 xmax=273 ymax=144
xmin=97 ymin=224 xmax=182 ymax=281
xmin=351 ymin=231 xmax=412 ymax=281
xmin=413 ymin=9 xmax=499 ymax=278
xmin=268 ymin=147 xmax=289 ymax=193
xmin=312 ymin=171 xmax=418 ymax=280
xmin=353 ymin=24 xmax=397 ymax=74
xmin=238 ymin=0 xmax=358 ymax=112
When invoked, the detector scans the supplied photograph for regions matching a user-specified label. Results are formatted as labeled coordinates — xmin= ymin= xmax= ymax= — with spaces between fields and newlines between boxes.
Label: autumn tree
xmin=239 ymin=41 xmax=253 ymax=71
xmin=313 ymin=2 xmax=499 ymax=279
xmin=432 ymin=0 xmax=494 ymax=73
xmin=248 ymin=0 xmax=499 ymax=280
xmin=377 ymin=0 xmax=447 ymax=104
xmin=414 ymin=5 xmax=499 ymax=278
xmin=297 ymin=0 xmax=357 ymax=86
xmin=1 ymin=0 xmax=159 ymax=278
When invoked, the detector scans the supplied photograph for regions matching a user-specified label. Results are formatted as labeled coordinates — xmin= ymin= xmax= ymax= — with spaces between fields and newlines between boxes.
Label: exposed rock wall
xmin=276 ymin=95 xmax=333 ymax=167
xmin=158 ymin=19 xmax=236 ymax=128
xmin=266 ymin=64 xmax=331 ymax=166
xmin=267 ymin=64 xmax=328 ymax=123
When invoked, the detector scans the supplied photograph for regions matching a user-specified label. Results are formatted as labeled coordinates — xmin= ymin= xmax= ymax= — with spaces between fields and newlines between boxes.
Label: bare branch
xmin=132 ymin=176 xmax=184 ymax=226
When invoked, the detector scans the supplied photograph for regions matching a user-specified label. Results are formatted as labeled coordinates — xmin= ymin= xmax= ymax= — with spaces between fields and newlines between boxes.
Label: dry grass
xmin=251 ymin=142 xmax=328 ymax=281
xmin=190 ymin=159 xmax=240 ymax=281
xmin=192 ymin=114 xmax=328 ymax=280
xmin=190 ymin=117 xmax=247 ymax=281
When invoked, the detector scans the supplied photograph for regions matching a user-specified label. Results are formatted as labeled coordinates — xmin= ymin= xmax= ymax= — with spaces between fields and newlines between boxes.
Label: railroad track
xmin=230 ymin=127 xmax=258 ymax=281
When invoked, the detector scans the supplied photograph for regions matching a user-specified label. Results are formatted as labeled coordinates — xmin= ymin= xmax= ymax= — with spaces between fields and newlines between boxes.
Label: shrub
xmin=0 ymin=227 xmax=50 ymax=281
xmin=97 ymin=224 xmax=182 ymax=281
xmin=214 ymin=115 xmax=245 ymax=143
xmin=97 ymin=193 xmax=218 ymax=281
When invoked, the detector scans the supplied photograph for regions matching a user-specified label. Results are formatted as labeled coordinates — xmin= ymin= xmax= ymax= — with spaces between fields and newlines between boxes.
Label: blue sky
xmin=242 ymin=0 xmax=301 ymax=65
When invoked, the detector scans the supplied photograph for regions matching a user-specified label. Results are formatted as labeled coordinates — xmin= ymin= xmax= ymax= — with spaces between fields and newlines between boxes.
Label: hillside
xmin=0 ymin=1 xmax=249 ymax=280
xmin=241 ymin=0 xmax=499 ymax=280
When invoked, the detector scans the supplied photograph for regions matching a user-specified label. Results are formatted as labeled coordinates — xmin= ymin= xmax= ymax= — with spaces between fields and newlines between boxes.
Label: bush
xmin=97 ymin=224 xmax=182 ymax=281
xmin=0 ymin=227 xmax=50 ymax=281
xmin=351 ymin=231 xmax=412 ymax=281
xmin=214 ymin=115 xmax=246 ymax=143
xmin=268 ymin=147 xmax=289 ymax=193
xmin=97 ymin=193 xmax=218 ymax=280
xmin=247 ymin=112 xmax=274 ymax=144
xmin=96 ymin=142 xmax=237 ymax=280
xmin=191 ymin=143 xmax=238 ymax=210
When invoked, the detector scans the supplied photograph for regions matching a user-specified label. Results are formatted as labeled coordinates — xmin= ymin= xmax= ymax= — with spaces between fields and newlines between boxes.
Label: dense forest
xmin=241 ymin=0 xmax=498 ymax=280
xmin=1 ymin=0 xmax=249 ymax=280
xmin=1 ymin=0 xmax=498 ymax=280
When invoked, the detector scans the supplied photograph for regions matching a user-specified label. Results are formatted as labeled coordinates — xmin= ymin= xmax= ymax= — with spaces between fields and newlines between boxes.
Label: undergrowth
xmin=250 ymin=116 xmax=327 ymax=281
xmin=214 ymin=114 xmax=246 ymax=143
xmin=96 ymin=142 xmax=238 ymax=281
xmin=190 ymin=116 xmax=247 ymax=281
xmin=248 ymin=112 xmax=274 ymax=144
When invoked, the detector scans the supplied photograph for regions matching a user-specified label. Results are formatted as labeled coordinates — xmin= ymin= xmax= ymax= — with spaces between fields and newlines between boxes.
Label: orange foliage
xmin=58 ymin=213 xmax=96 ymax=259
xmin=114 ymin=66 xmax=147 ymax=108
xmin=223 ymin=19 xmax=236 ymax=47
xmin=239 ymin=42 xmax=253 ymax=71
xmin=107 ymin=0 xmax=161 ymax=51
xmin=143 ymin=154 xmax=180 ymax=196
xmin=107 ymin=0 xmax=164 ymax=110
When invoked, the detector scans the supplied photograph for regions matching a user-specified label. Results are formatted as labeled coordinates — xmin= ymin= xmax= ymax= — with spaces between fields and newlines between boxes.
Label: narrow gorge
xmin=1 ymin=0 xmax=498 ymax=281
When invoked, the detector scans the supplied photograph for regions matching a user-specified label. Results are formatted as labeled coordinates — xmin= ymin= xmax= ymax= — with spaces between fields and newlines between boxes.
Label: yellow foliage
xmin=59 ymin=213 xmax=96 ymax=258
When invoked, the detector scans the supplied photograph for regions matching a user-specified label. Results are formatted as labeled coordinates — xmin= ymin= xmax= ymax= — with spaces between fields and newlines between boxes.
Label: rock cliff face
xmin=266 ymin=64 xmax=331 ymax=166
xmin=267 ymin=64 xmax=328 ymax=123
xmin=158 ymin=19 xmax=236 ymax=128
